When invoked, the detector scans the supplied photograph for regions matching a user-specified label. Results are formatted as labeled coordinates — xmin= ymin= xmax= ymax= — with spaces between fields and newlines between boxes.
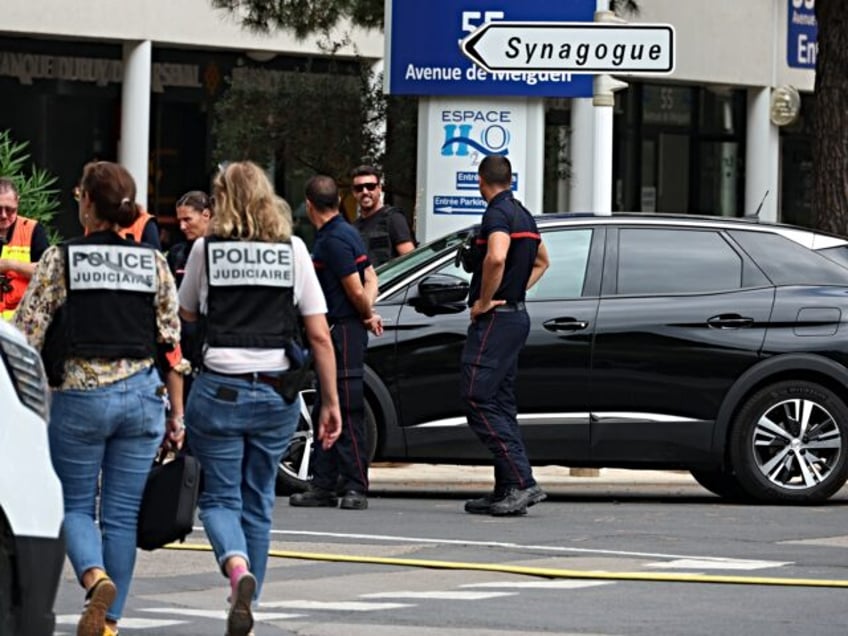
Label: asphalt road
xmin=53 ymin=474 xmax=848 ymax=636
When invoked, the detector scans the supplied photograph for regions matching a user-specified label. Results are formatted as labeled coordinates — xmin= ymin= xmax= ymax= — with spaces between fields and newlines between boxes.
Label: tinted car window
xmin=618 ymin=228 xmax=742 ymax=294
xmin=818 ymin=245 xmax=848 ymax=270
xmin=526 ymin=228 xmax=593 ymax=300
xmin=729 ymin=230 xmax=848 ymax=286
xmin=377 ymin=230 xmax=467 ymax=291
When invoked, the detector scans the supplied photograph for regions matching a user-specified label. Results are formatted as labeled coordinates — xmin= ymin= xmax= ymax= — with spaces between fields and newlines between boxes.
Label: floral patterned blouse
xmin=12 ymin=243 xmax=186 ymax=390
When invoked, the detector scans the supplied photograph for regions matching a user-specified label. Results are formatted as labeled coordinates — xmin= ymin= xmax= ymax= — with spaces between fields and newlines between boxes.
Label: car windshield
xmin=376 ymin=228 xmax=471 ymax=291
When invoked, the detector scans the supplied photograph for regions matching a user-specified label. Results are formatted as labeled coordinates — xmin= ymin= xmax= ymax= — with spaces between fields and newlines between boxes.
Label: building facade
xmin=562 ymin=0 xmax=816 ymax=225
xmin=1 ymin=0 xmax=817 ymax=242
xmin=2 ymin=0 xmax=380 ymax=240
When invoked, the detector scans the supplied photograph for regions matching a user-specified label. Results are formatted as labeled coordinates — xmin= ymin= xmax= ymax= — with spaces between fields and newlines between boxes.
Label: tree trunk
xmin=814 ymin=0 xmax=848 ymax=235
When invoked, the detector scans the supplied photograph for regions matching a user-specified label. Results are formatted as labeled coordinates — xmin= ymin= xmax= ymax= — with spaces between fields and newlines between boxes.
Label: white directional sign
xmin=462 ymin=22 xmax=675 ymax=74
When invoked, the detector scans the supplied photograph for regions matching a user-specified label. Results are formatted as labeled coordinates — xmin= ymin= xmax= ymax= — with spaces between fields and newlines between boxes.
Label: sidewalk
xmin=369 ymin=463 xmax=699 ymax=491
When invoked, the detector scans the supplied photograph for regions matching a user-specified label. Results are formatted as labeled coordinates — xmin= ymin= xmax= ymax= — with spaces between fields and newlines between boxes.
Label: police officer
xmin=0 ymin=177 xmax=50 ymax=320
xmin=13 ymin=161 xmax=185 ymax=636
xmin=179 ymin=162 xmax=341 ymax=635
xmin=290 ymin=175 xmax=382 ymax=511
xmin=350 ymin=165 xmax=415 ymax=266
xmin=460 ymin=155 xmax=550 ymax=517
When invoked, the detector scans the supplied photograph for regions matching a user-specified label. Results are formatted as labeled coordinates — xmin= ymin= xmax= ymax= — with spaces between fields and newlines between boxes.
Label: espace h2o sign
xmin=384 ymin=0 xmax=596 ymax=97
xmin=437 ymin=106 xmax=520 ymax=217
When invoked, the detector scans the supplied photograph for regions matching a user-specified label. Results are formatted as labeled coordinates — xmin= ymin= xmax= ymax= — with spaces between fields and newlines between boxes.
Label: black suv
xmin=280 ymin=214 xmax=848 ymax=504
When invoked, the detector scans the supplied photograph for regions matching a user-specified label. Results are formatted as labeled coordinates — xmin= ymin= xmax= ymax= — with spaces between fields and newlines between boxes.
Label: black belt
xmin=492 ymin=301 xmax=525 ymax=313
xmin=209 ymin=371 xmax=282 ymax=387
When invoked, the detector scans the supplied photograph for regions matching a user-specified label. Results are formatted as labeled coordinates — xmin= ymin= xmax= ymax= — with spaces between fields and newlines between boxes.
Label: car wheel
xmin=729 ymin=380 xmax=848 ymax=503
xmin=689 ymin=469 xmax=751 ymax=501
xmin=276 ymin=390 xmax=317 ymax=496
xmin=0 ymin=513 xmax=18 ymax=635
xmin=275 ymin=391 xmax=379 ymax=496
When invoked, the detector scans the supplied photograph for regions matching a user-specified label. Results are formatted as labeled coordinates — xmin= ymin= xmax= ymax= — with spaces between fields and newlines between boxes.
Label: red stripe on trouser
xmin=341 ymin=324 xmax=369 ymax=489
xmin=467 ymin=314 xmax=525 ymax=489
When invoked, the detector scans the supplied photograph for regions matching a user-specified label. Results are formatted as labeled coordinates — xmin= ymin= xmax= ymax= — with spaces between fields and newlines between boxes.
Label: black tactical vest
xmin=62 ymin=231 xmax=158 ymax=359
xmin=358 ymin=206 xmax=396 ymax=267
xmin=203 ymin=237 xmax=298 ymax=348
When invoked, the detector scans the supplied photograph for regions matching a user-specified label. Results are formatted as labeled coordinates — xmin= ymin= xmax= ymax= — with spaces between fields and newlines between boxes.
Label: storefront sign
xmin=385 ymin=0 xmax=595 ymax=97
xmin=0 ymin=52 xmax=201 ymax=92
xmin=787 ymin=0 xmax=817 ymax=69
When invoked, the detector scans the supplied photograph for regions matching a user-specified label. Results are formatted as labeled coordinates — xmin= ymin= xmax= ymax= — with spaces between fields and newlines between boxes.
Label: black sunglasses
xmin=352 ymin=182 xmax=379 ymax=193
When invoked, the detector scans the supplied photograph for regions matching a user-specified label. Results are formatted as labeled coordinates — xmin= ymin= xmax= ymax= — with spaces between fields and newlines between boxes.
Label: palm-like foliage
xmin=0 ymin=130 xmax=61 ymax=243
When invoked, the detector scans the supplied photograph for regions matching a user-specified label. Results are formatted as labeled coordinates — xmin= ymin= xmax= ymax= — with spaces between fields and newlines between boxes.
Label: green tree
xmin=0 ymin=130 xmax=61 ymax=243
xmin=212 ymin=61 xmax=378 ymax=181
xmin=813 ymin=0 xmax=848 ymax=235
xmin=211 ymin=0 xmax=638 ymax=33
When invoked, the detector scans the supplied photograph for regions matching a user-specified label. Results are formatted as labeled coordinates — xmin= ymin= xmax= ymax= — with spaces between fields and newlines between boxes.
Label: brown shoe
xmin=77 ymin=576 xmax=117 ymax=636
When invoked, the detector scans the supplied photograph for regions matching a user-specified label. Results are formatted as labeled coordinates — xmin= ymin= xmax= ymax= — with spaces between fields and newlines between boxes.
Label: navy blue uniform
xmin=310 ymin=215 xmax=371 ymax=493
xmin=461 ymin=191 xmax=541 ymax=493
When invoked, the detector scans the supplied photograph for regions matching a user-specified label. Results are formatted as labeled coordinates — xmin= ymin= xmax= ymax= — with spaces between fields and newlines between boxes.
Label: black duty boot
xmin=464 ymin=492 xmax=497 ymax=514
xmin=340 ymin=490 xmax=368 ymax=510
xmin=289 ymin=485 xmax=338 ymax=507
xmin=489 ymin=485 xmax=547 ymax=516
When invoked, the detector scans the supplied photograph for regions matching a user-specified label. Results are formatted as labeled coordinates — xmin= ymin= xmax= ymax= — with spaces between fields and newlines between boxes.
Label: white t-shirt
xmin=178 ymin=236 xmax=328 ymax=374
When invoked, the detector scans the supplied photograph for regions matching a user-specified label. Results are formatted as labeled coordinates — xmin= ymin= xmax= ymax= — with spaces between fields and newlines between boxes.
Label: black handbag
xmin=137 ymin=452 xmax=201 ymax=551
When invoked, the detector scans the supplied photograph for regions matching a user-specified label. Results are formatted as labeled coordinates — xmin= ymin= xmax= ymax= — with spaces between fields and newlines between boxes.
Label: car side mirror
xmin=412 ymin=274 xmax=469 ymax=314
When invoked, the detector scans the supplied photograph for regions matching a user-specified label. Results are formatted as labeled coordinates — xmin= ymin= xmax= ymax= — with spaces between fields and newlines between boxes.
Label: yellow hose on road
xmin=164 ymin=542 xmax=848 ymax=589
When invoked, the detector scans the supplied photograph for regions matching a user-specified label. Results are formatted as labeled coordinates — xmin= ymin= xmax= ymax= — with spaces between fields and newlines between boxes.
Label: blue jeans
xmin=49 ymin=366 xmax=165 ymax=622
xmin=185 ymin=371 xmax=299 ymax=600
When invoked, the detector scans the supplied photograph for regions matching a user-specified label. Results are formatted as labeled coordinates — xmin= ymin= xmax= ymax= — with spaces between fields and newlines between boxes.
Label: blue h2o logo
xmin=441 ymin=124 xmax=511 ymax=157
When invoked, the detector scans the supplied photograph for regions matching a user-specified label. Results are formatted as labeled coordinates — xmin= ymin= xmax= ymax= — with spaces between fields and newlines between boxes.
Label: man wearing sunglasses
xmin=0 ymin=178 xmax=50 ymax=320
xmin=350 ymin=165 xmax=415 ymax=267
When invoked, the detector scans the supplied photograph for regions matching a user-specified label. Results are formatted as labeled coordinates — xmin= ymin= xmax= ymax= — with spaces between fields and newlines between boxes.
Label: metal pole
xmin=591 ymin=9 xmax=627 ymax=216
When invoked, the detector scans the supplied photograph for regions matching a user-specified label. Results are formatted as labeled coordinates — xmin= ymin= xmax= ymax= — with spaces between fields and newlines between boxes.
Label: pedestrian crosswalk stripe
xmin=56 ymin=615 xmax=187 ymax=629
xmin=461 ymin=580 xmax=613 ymax=589
xmin=646 ymin=559 xmax=789 ymax=571
xmin=260 ymin=600 xmax=414 ymax=611
xmin=141 ymin=608 xmax=305 ymax=620
xmin=361 ymin=591 xmax=516 ymax=600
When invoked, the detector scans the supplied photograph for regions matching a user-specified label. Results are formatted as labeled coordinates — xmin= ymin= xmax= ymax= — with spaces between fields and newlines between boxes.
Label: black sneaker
xmin=464 ymin=492 xmax=497 ymax=514
xmin=289 ymin=485 xmax=338 ymax=507
xmin=489 ymin=485 xmax=547 ymax=516
xmin=226 ymin=571 xmax=256 ymax=636
xmin=340 ymin=490 xmax=368 ymax=510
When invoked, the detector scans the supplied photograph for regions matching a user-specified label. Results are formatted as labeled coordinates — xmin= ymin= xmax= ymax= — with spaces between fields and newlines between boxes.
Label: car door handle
xmin=543 ymin=318 xmax=589 ymax=332
xmin=706 ymin=314 xmax=754 ymax=329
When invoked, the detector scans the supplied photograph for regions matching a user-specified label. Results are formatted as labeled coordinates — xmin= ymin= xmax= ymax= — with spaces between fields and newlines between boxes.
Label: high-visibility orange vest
xmin=1 ymin=216 xmax=37 ymax=320
xmin=119 ymin=208 xmax=155 ymax=244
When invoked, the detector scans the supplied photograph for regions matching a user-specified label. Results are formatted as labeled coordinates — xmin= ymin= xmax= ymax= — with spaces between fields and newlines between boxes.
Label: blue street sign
xmin=385 ymin=0 xmax=595 ymax=97
xmin=433 ymin=195 xmax=488 ymax=215
xmin=787 ymin=0 xmax=817 ymax=69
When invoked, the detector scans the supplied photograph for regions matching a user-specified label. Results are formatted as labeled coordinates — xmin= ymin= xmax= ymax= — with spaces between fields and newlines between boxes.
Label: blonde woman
xmin=178 ymin=161 xmax=341 ymax=636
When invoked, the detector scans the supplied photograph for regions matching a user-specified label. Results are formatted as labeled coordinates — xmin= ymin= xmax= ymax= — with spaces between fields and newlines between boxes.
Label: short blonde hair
xmin=211 ymin=161 xmax=292 ymax=242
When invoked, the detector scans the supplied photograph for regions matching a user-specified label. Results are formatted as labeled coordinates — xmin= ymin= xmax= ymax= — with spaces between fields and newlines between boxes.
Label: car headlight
xmin=0 ymin=334 xmax=50 ymax=420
